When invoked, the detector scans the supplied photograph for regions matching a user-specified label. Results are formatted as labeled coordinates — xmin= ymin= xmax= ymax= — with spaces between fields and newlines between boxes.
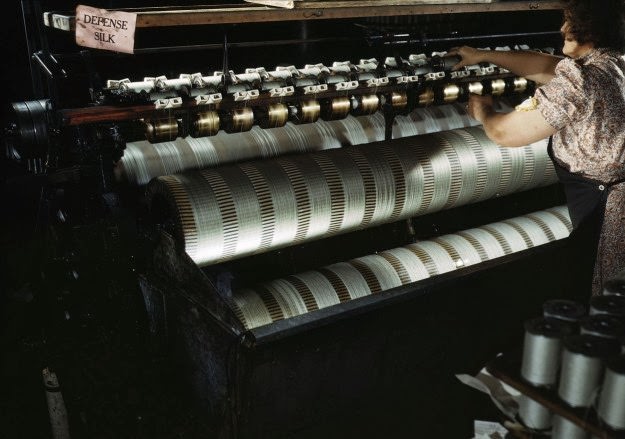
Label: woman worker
xmin=448 ymin=0 xmax=625 ymax=295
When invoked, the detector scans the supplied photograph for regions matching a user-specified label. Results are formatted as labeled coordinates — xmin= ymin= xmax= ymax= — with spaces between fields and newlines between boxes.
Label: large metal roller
xmin=117 ymin=103 xmax=478 ymax=185
xmin=230 ymin=206 xmax=572 ymax=329
xmin=147 ymin=126 xmax=557 ymax=267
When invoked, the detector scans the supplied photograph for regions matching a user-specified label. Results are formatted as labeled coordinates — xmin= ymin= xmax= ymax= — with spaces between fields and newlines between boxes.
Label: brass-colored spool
xmin=227 ymin=107 xmax=255 ymax=133
xmin=513 ymin=77 xmax=529 ymax=93
xmin=260 ymin=103 xmax=289 ymax=129
xmin=321 ymin=97 xmax=351 ymax=121
xmin=145 ymin=118 xmax=179 ymax=143
xmin=442 ymin=84 xmax=461 ymax=103
xmin=354 ymin=94 xmax=380 ymax=115
xmin=192 ymin=111 xmax=220 ymax=137
xmin=291 ymin=99 xmax=321 ymax=124
xmin=418 ymin=88 xmax=435 ymax=106
xmin=491 ymin=79 xmax=507 ymax=96
xmin=467 ymin=82 xmax=484 ymax=96
xmin=390 ymin=92 xmax=408 ymax=110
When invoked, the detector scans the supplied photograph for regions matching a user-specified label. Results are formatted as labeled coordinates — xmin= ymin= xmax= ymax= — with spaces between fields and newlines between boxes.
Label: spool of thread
xmin=467 ymin=81 xmax=484 ymax=96
xmin=521 ymin=317 xmax=574 ymax=386
xmin=145 ymin=118 xmax=179 ymax=143
xmin=258 ymin=103 xmax=289 ymax=129
xmin=191 ymin=111 xmax=220 ymax=137
xmin=543 ymin=299 xmax=586 ymax=323
xmin=580 ymin=315 xmax=625 ymax=340
xmin=389 ymin=92 xmax=408 ymax=111
xmin=351 ymin=94 xmax=380 ymax=116
xmin=590 ymin=295 xmax=625 ymax=318
xmin=552 ymin=415 xmax=590 ymax=439
xmin=290 ymin=99 xmax=320 ymax=124
xmin=441 ymin=84 xmax=461 ymax=103
xmin=598 ymin=355 xmax=625 ymax=430
xmin=320 ymin=97 xmax=351 ymax=121
xmin=603 ymin=278 xmax=625 ymax=297
xmin=558 ymin=335 xmax=620 ymax=407
xmin=418 ymin=88 xmax=435 ymax=106
xmin=224 ymin=107 xmax=254 ymax=133
xmin=490 ymin=79 xmax=506 ymax=96
xmin=518 ymin=395 xmax=551 ymax=430
xmin=513 ymin=77 xmax=529 ymax=93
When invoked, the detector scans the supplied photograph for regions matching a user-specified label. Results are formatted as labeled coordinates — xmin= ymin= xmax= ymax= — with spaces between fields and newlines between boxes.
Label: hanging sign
xmin=75 ymin=5 xmax=137 ymax=54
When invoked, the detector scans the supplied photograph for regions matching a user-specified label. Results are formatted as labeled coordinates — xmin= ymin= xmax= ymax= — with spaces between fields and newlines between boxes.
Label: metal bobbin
xmin=543 ymin=299 xmax=586 ymax=323
xmin=224 ymin=107 xmax=254 ymax=133
xmin=430 ymin=54 xmax=462 ymax=72
xmin=290 ymin=99 xmax=320 ymax=124
xmin=490 ymin=79 xmax=507 ymax=96
xmin=145 ymin=118 xmax=180 ymax=143
xmin=521 ymin=317 xmax=574 ymax=386
xmin=598 ymin=355 xmax=625 ymax=430
xmin=518 ymin=395 xmax=552 ymax=431
xmin=590 ymin=295 xmax=625 ymax=318
xmin=191 ymin=111 xmax=220 ymax=137
xmin=558 ymin=334 xmax=620 ymax=408
xmin=513 ymin=77 xmax=529 ymax=93
xmin=389 ymin=92 xmax=408 ymax=111
xmin=552 ymin=415 xmax=590 ymax=439
xmin=440 ymin=84 xmax=461 ymax=103
xmin=258 ymin=103 xmax=289 ymax=129
xmin=466 ymin=81 xmax=484 ymax=96
xmin=580 ymin=315 xmax=625 ymax=340
xmin=351 ymin=94 xmax=380 ymax=116
xmin=320 ymin=97 xmax=351 ymax=121
xmin=7 ymin=99 xmax=50 ymax=173
xmin=417 ymin=88 xmax=435 ymax=106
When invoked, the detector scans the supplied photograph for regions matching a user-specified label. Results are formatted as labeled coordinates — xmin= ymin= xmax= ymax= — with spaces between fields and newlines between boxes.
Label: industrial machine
xmin=1 ymin=1 xmax=584 ymax=437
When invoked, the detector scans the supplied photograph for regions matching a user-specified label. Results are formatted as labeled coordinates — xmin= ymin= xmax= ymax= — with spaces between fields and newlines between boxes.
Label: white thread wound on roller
xmin=325 ymin=262 xmax=371 ymax=299
xmin=597 ymin=356 xmax=625 ymax=430
xmin=558 ymin=335 xmax=618 ymax=408
xmin=230 ymin=206 xmax=572 ymax=330
xmin=120 ymin=104 xmax=478 ymax=185
xmin=148 ymin=126 xmax=557 ymax=267
xmin=518 ymin=395 xmax=551 ymax=431
xmin=551 ymin=415 xmax=590 ymax=439
xmin=520 ymin=317 xmax=572 ymax=386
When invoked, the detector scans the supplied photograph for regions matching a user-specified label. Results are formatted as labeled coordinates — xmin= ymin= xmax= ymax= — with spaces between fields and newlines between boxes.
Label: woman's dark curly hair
xmin=563 ymin=0 xmax=625 ymax=51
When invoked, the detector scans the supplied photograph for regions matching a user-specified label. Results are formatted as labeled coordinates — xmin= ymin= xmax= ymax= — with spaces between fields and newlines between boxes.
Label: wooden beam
xmin=45 ymin=1 xmax=564 ymax=31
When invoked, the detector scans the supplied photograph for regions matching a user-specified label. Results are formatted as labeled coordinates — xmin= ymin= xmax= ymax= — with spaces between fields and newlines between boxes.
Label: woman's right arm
xmin=447 ymin=46 xmax=563 ymax=85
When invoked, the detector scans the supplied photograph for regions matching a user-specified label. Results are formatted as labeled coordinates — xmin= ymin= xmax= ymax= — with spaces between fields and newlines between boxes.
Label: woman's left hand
xmin=467 ymin=94 xmax=495 ymax=122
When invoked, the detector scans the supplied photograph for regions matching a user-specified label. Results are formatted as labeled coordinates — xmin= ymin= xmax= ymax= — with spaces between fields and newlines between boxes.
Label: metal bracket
xmin=269 ymin=86 xmax=295 ymax=97
xmin=233 ymin=89 xmax=260 ymax=101
xmin=195 ymin=93 xmax=223 ymax=105
xmin=154 ymin=97 xmax=183 ymax=109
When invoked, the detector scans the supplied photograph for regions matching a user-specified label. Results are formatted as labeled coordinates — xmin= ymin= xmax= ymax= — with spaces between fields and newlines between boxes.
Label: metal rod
xmin=32 ymin=52 xmax=54 ymax=79
xmin=21 ymin=0 xmax=39 ymax=97
xmin=368 ymin=30 xmax=560 ymax=45
xmin=53 ymin=31 xmax=559 ymax=57
xmin=54 ymin=36 xmax=360 ymax=56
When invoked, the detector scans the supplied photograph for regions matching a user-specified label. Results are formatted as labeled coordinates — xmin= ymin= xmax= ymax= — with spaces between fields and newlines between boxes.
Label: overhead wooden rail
xmin=44 ymin=1 xmax=564 ymax=30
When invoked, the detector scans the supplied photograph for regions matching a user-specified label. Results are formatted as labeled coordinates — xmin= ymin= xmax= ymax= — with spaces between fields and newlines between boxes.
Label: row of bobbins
xmin=143 ymin=76 xmax=529 ymax=143
xmin=418 ymin=77 xmax=529 ymax=106
xmin=519 ymin=292 xmax=625 ymax=438
xmin=144 ymin=92 xmax=408 ymax=143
